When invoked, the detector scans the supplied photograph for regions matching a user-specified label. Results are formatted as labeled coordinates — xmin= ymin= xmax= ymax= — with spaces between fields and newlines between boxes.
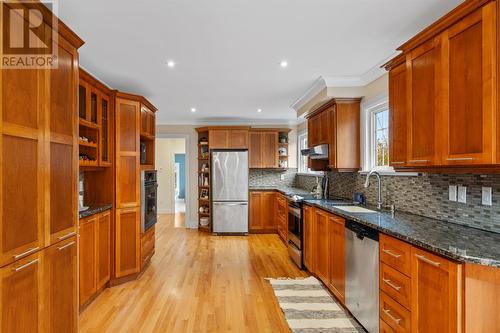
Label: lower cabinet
xmin=0 ymin=237 xmax=77 ymax=333
xmin=79 ymin=210 xmax=111 ymax=308
xmin=304 ymin=205 xmax=346 ymax=305
xmin=115 ymin=207 xmax=141 ymax=278
xmin=141 ymin=225 xmax=156 ymax=271
xmin=249 ymin=191 xmax=276 ymax=232
xmin=329 ymin=215 xmax=345 ymax=303
xmin=276 ymin=194 xmax=288 ymax=242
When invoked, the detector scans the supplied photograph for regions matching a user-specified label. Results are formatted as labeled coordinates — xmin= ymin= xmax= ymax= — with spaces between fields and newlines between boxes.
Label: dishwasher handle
xmin=345 ymin=220 xmax=379 ymax=242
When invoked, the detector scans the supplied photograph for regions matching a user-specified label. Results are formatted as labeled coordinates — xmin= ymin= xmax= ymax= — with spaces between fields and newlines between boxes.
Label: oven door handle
xmin=288 ymin=206 xmax=301 ymax=217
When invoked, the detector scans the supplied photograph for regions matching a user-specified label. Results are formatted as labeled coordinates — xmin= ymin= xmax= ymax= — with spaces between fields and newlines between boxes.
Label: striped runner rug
xmin=267 ymin=276 xmax=366 ymax=333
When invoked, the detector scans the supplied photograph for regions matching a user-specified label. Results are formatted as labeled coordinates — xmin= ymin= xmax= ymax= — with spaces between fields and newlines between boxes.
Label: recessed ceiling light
xmin=190 ymin=107 xmax=197 ymax=113
xmin=257 ymin=108 xmax=262 ymax=113
xmin=166 ymin=60 xmax=175 ymax=68
xmin=280 ymin=60 xmax=288 ymax=68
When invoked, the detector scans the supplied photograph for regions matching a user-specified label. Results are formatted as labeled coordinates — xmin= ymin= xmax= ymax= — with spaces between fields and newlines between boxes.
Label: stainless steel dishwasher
xmin=345 ymin=220 xmax=379 ymax=333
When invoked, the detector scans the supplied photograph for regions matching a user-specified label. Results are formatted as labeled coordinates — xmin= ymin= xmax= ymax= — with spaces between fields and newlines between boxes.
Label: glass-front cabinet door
xmin=100 ymin=95 xmax=111 ymax=166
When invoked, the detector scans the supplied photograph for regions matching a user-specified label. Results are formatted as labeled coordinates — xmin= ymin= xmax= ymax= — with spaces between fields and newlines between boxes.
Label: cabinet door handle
xmin=446 ymin=157 xmax=475 ymax=161
xmin=409 ymin=159 xmax=429 ymax=163
xmin=391 ymin=161 xmax=405 ymax=165
xmin=13 ymin=247 xmax=40 ymax=259
xmin=382 ymin=249 xmax=401 ymax=258
xmin=58 ymin=231 xmax=76 ymax=240
xmin=383 ymin=308 xmax=402 ymax=325
xmin=415 ymin=254 xmax=440 ymax=267
xmin=57 ymin=241 xmax=76 ymax=251
xmin=383 ymin=278 xmax=402 ymax=291
xmin=13 ymin=259 xmax=39 ymax=272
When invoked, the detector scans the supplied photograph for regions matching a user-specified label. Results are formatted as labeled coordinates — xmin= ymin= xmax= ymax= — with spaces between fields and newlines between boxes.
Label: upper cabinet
xmin=209 ymin=128 xmax=249 ymax=149
xmin=249 ymin=129 xmax=290 ymax=169
xmin=307 ymin=98 xmax=361 ymax=172
xmin=385 ymin=0 xmax=497 ymax=172
xmin=78 ymin=69 xmax=114 ymax=168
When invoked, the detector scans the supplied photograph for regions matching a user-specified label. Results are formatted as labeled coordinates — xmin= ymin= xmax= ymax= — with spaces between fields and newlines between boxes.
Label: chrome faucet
xmin=364 ymin=170 xmax=383 ymax=210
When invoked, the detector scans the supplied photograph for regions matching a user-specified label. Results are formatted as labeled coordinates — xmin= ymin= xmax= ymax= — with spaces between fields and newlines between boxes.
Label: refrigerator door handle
xmin=213 ymin=202 xmax=247 ymax=206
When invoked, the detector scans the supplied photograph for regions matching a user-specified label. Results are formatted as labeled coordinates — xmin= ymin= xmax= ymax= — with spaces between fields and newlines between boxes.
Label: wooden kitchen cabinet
xmin=229 ymin=130 xmax=249 ymax=148
xmin=141 ymin=106 xmax=156 ymax=138
xmin=388 ymin=58 xmax=408 ymax=167
xmin=209 ymin=128 xmax=250 ymax=149
xmin=306 ymin=99 xmax=360 ymax=172
xmin=385 ymin=0 xmax=498 ymax=171
xmin=249 ymin=131 xmax=278 ymax=168
xmin=276 ymin=194 xmax=288 ymax=242
xmin=329 ymin=215 xmax=345 ymax=304
xmin=314 ymin=209 xmax=330 ymax=283
xmin=303 ymin=205 xmax=315 ymax=272
xmin=141 ymin=225 xmax=156 ymax=270
xmin=442 ymin=3 xmax=495 ymax=166
xmin=411 ymin=247 xmax=461 ymax=333
xmin=249 ymin=191 xmax=276 ymax=232
xmin=97 ymin=211 xmax=111 ymax=289
xmin=0 ymin=251 xmax=43 ymax=333
xmin=79 ymin=216 xmax=97 ymax=307
xmin=115 ymin=207 xmax=141 ymax=278
xmin=44 ymin=237 xmax=78 ymax=333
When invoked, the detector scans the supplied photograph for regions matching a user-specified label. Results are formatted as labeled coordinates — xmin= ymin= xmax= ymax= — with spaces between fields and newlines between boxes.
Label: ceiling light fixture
xmin=166 ymin=60 xmax=175 ymax=68
xmin=280 ymin=60 xmax=288 ymax=68
xmin=257 ymin=108 xmax=262 ymax=113
xmin=190 ymin=107 xmax=197 ymax=113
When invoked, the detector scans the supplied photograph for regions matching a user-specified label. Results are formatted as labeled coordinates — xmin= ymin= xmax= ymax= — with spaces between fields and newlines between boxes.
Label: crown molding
xmin=157 ymin=118 xmax=301 ymax=127
xmin=289 ymin=76 xmax=327 ymax=113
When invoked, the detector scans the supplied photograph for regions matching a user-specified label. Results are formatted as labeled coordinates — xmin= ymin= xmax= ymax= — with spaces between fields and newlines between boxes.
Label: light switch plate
xmin=449 ymin=185 xmax=457 ymax=202
xmin=458 ymin=186 xmax=467 ymax=203
xmin=482 ymin=187 xmax=492 ymax=206
xmin=280 ymin=174 xmax=285 ymax=181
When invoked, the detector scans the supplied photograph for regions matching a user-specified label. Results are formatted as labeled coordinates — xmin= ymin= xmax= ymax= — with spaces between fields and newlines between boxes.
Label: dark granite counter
xmin=79 ymin=204 xmax=112 ymax=219
xmin=249 ymin=185 xmax=313 ymax=197
xmin=304 ymin=199 xmax=500 ymax=268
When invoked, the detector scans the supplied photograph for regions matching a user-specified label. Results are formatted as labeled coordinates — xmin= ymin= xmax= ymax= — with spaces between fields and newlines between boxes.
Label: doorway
xmin=156 ymin=138 xmax=187 ymax=225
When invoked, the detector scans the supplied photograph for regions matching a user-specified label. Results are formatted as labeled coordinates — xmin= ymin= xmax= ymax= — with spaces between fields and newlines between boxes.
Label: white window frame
xmin=297 ymin=130 xmax=322 ymax=175
xmin=360 ymin=95 xmax=418 ymax=176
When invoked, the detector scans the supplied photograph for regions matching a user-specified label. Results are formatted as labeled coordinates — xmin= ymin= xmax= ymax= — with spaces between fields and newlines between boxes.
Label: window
xmin=374 ymin=109 xmax=389 ymax=167
xmin=297 ymin=131 xmax=321 ymax=174
xmin=362 ymin=98 xmax=393 ymax=172
xmin=298 ymin=132 xmax=309 ymax=173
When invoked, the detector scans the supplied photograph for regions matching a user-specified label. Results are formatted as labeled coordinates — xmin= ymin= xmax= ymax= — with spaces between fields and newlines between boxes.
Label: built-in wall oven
xmin=141 ymin=170 xmax=158 ymax=233
xmin=288 ymin=200 xmax=303 ymax=268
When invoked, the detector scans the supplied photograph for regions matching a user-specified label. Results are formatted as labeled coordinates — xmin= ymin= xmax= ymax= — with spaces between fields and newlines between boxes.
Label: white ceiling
xmin=58 ymin=0 xmax=463 ymax=125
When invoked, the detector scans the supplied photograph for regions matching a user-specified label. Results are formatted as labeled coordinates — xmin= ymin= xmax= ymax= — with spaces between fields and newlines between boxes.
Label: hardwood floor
xmin=79 ymin=213 xmax=308 ymax=333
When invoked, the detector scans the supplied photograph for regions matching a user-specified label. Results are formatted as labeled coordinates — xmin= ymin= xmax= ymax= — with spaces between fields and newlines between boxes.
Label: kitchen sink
xmin=333 ymin=206 xmax=377 ymax=213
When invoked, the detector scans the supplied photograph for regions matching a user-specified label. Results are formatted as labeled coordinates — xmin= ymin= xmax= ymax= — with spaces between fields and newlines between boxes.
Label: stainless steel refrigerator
xmin=211 ymin=150 xmax=249 ymax=234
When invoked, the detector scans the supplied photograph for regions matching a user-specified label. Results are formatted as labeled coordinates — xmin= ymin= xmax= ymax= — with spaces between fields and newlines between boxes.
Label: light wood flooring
xmin=79 ymin=213 xmax=308 ymax=333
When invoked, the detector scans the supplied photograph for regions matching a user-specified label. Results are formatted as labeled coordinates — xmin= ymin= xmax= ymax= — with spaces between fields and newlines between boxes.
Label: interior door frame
xmin=155 ymin=133 xmax=193 ymax=228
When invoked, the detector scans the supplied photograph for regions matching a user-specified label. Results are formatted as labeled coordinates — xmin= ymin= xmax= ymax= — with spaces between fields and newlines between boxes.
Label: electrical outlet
xmin=482 ymin=187 xmax=492 ymax=206
xmin=448 ymin=185 xmax=457 ymax=202
xmin=458 ymin=186 xmax=467 ymax=203
xmin=280 ymin=174 xmax=285 ymax=181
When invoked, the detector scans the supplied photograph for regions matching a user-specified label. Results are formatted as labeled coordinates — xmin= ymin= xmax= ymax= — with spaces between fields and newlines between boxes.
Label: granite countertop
xmin=304 ymin=199 xmax=500 ymax=268
xmin=249 ymin=185 xmax=313 ymax=197
xmin=79 ymin=204 xmax=113 ymax=219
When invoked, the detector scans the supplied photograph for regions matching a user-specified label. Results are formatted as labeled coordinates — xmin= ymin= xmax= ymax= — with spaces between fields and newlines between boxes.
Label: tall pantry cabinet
xmin=0 ymin=2 xmax=83 ymax=332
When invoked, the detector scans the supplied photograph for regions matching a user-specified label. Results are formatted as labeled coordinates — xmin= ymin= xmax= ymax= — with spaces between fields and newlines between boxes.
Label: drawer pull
xmin=382 ymin=249 xmax=401 ymax=258
xmin=58 ymin=231 xmax=76 ymax=240
xmin=383 ymin=308 xmax=402 ymax=325
xmin=383 ymin=278 xmax=402 ymax=291
xmin=13 ymin=247 xmax=40 ymax=259
xmin=415 ymin=254 xmax=440 ymax=267
xmin=409 ymin=159 xmax=429 ymax=163
xmin=13 ymin=259 xmax=39 ymax=272
xmin=446 ymin=157 xmax=474 ymax=161
xmin=57 ymin=241 xmax=76 ymax=251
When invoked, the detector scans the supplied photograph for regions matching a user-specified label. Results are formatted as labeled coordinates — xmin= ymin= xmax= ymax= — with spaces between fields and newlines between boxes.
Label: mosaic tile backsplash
xmin=296 ymin=172 xmax=500 ymax=234
xmin=249 ymin=169 xmax=297 ymax=187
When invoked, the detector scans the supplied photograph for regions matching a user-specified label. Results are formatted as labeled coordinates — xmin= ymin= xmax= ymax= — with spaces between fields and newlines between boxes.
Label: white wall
xmin=155 ymin=138 xmax=186 ymax=214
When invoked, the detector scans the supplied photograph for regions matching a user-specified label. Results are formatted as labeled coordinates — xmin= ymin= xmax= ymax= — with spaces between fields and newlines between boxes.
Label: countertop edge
xmin=79 ymin=204 xmax=113 ymax=219
xmin=304 ymin=200 xmax=500 ymax=268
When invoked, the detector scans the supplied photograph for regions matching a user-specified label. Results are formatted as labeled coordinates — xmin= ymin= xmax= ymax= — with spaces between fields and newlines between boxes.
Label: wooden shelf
xmin=198 ymin=171 xmax=209 ymax=174
xmin=199 ymin=185 xmax=210 ymax=188
xmin=141 ymin=164 xmax=154 ymax=170
xmin=199 ymin=213 xmax=210 ymax=217
xmin=197 ymin=156 xmax=209 ymax=160
xmin=198 ymin=224 xmax=211 ymax=232
xmin=79 ymin=141 xmax=98 ymax=148
xmin=79 ymin=118 xmax=100 ymax=130
xmin=79 ymin=160 xmax=98 ymax=167
xmin=278 ymin=155 xmax=288 ymax=158
xmin=199 ymin=198 xmax=210 ymax=203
